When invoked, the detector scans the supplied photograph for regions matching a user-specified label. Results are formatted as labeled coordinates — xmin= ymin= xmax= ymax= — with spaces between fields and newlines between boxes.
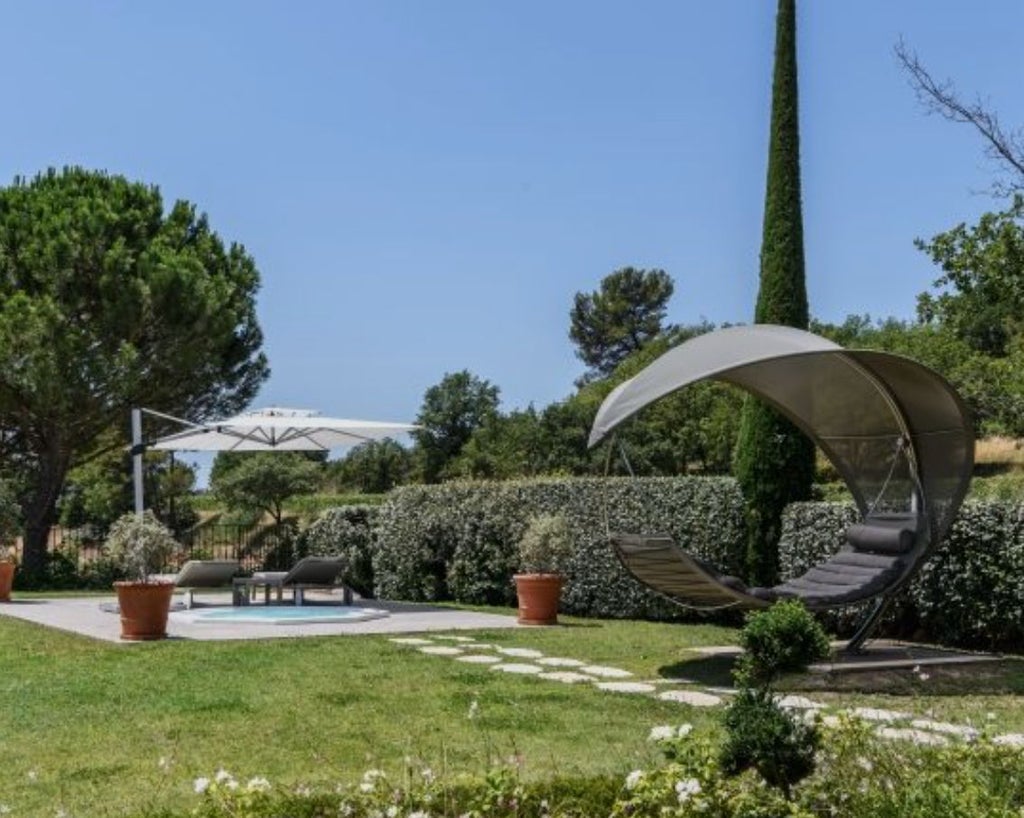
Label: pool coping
xmin=0 ymin=591 xmax=522 ymax=643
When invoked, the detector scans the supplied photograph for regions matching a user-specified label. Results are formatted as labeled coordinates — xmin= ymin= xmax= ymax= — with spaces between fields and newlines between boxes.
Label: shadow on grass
xmin=658 ymin=653 xmax=737 ymax=687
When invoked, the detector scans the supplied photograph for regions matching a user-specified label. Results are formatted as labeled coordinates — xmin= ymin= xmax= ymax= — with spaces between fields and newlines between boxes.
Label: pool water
xmin=176 ymin=606 xmax=389 ymax=625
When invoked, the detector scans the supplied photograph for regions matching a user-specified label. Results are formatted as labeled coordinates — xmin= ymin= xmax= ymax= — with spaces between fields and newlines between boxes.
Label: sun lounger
xmin=232 ymin=556 xmax=350 ymax=606
xmin=171 ymin=559 xmax=241 ymax=608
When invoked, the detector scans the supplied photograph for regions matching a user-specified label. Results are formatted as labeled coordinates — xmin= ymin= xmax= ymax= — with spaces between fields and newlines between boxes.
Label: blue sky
xmin=3 ymin=1 xmax=1023 ymax=426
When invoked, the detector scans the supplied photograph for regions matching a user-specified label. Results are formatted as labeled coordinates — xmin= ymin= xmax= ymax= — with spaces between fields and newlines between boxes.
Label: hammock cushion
xmin=846 ymin=513 xmax=918 ymax=555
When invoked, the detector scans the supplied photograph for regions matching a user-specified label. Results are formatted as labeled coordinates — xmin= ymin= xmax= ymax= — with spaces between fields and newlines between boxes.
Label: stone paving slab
xmin=696 ymin=639 xmax=1002 ymax=672
xmin=0 ymin=593 xmax=521 ymax=643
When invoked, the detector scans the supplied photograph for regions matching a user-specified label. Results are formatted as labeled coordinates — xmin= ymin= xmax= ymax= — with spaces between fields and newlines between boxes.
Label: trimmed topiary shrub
xmin=735 ymin=599 xmax=831 ymax=686
xmin=719 ymin=687 xmax=819 ymax=797
xmin=301 ymin=505 xmax=380 ymax=598
xmin=778 ymin=500 xmax=1024 ymax=650
xmin=374 ymin=476 xmax=746 ymax=619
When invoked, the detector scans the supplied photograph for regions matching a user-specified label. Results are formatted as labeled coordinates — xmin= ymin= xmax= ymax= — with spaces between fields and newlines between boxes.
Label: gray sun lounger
xmin=172 ymin=560 xmax=241 ymax=608
xmin=232 ymin=556 xmax=350 ymax=606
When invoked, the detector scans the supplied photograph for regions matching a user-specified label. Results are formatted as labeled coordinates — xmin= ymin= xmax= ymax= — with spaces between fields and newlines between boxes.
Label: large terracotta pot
xmin=114 ymin=581 xmax=175 ymax=641
xmin=0 ymin=561 xmax=14 ymax=602
xmin=513 ymin=573 xmax=563 ymax=625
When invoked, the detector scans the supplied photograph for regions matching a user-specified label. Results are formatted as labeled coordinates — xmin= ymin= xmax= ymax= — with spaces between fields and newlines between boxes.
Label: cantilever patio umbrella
xmin=131 ymin=407 xmax=418 ymax=514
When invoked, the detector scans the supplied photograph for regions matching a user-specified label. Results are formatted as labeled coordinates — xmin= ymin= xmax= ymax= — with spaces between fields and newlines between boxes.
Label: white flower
xmin=158 ymin=756 xmax=170 ymax=772
xmin=856 ymin=756 xmax=873 ymax=772
xmin=386 ymin=807 xmax=399 ymax=818
xmin=467 ymin=700 xmax=479 ymax=720
xmin=675 ymin=778 xmax=702 ymax=803
xmin=408 ymin=812 xmax=431 ymax=818
xmin=296 ymin=784 xmax=313 ymax=796
xmin=676 ymin=723 xmax=693 ymax=738
xmin=27 ymin=769 xmax=38 ymax=782
xmin=193 ymin=777 xmax=211 ymax=794
xmin=987 ymin=712 xmax=997 ymax=721
xmin=625 ymin=769 xmax=644 ymax=790
xmin=0 ymin=806 xmax=10 ymax=816
xmin=246 ymin=776 xmax=271 ymax=793
xmin=420 ymin=767 xmax=435 ymax=783
xmin=214 ymin=768 xmax=234 ymax=784
xmin=360 ymin=769 xmax=386 ymax=792
xmin=648 ymin=725 xmax=674 ymax=741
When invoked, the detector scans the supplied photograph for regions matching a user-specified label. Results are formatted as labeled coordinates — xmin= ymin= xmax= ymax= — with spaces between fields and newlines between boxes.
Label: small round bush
xmin=736 ymin=599 xmax=831 ymax=685
xmin=104 ymin=511 xmax=182 ymax=582
xmin=517 ymin=513 xmax=574 ymax=575
xmin=720 ymin=687 xmax=819 ymax=796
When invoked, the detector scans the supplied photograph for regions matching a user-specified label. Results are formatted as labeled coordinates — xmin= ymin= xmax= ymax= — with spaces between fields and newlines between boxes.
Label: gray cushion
xmin=846 ymin=518 xmax=916 ymax=555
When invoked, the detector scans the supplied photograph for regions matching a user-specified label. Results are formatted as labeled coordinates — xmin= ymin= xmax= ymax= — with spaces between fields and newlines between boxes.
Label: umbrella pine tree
xmin=734 ymin=0 xmax=815 ymax=585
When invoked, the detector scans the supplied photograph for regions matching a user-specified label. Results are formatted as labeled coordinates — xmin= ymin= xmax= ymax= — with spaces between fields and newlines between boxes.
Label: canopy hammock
xmin=587 ymin=325 xmax=974 ymax=651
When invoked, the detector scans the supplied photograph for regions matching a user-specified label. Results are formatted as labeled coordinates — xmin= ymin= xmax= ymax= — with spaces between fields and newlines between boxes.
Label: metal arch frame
xmin=588 ymin=325 xmax=974 ymax=651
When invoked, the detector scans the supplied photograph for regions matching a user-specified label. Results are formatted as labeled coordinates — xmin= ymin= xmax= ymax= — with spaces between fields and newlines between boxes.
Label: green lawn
xmin=2 ymin=609 xmax=1022 ymax=816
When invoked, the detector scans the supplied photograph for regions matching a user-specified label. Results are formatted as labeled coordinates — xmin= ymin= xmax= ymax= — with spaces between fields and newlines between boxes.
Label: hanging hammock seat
xmin=612 ymin=511 xmax=917 ymax=611
xmin=588 ymin=325 xmax=974 ymax=648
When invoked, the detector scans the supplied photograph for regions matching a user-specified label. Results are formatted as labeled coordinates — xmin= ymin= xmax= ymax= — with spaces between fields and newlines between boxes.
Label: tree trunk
xmin=20 ymin=436 xmax=70 ymax=582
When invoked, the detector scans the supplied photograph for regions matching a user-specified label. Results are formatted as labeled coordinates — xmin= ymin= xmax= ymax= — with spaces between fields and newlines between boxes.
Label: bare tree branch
xmin=895 ymin=37 xmax=1024 ymax=196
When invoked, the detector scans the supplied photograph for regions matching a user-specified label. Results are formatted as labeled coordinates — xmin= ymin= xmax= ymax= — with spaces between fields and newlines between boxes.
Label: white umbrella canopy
xmin=131 ymin=406 xmax=418 ymax=514
xmin=148 ymin=407 xmax=418 ymax=452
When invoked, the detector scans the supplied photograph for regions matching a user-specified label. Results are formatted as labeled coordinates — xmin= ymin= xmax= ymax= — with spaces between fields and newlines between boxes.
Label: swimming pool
xmin=174 ymin=606 xmax=390 ymax=625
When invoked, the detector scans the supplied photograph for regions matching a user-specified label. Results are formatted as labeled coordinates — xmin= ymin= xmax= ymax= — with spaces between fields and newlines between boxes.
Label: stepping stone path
xmin=596 ymin=681 xmax=657 ymax=694
xmin=910 ymin=719 xmax=979 ymax=740
xmin=580 ymin=665 xmax=633 ymax=679
xmin=497 ymin=647 xmax=545 ymax=658
xmin=537 ymin=657 xmax=585 ymax=668
xmin=657 ymin=690 xmax=723 ymax=707
xmin=389 ymin=636 xmax=1018 ymax=747
xmin=876 ymin=726 xmax=950 ymax=746
xmin=778 ymin=695 xmax=825 ymax=710
xmin=418 ymin=646 xmax=463 ymax=656
xmin=456 ymin=654 xmax=502 ymax=664
xmin=491 ymin=663 xmax=543 ymax=674
xmin=539 ymin=671 xmax=596 ymax=684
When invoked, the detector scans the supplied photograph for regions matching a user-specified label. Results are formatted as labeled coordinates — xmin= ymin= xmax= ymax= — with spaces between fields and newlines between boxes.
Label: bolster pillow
xmin=846 ymin=520 xmax=916 ymax=554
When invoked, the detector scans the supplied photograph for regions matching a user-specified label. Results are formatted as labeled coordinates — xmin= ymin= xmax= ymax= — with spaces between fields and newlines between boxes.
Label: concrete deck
xmin=0 ymin=590 xmax=521 ymax=643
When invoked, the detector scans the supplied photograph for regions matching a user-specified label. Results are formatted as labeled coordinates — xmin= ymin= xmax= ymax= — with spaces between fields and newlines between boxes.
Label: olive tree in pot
xmin=514 ymin=513 xmax=574 ymax=625
xmin=0 ymin=480 xmax=20 ymax=602
xmin=105 ymin=511 xmax=183 ymax=640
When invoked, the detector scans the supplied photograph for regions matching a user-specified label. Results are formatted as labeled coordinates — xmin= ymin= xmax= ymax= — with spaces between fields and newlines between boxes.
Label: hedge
xmin=372 ymin=476 xmax=746 ymax=621
xmin=300 ymin=505 xmax=380 ymax=598
xmin=779 ymin=501 xmax=1024 ymax=650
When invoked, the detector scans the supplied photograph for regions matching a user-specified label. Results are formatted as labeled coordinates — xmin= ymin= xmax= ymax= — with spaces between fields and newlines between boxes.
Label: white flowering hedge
xmin=373 ymin=476 xmax=746 ymax=620
xmin=779 ymin=501 xmax=1024 ymax=650
xmin=299 ymin=505 xmax=380 ymax=598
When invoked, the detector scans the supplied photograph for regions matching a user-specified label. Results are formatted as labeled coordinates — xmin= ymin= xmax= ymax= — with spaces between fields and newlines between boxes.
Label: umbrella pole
xmin=132 ymin=408 xmax=145 ymax=519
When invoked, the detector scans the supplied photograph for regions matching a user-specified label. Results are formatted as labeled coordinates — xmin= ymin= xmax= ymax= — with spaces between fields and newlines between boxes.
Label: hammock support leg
xmin=843 ymin=595 xmax=892 ymax=654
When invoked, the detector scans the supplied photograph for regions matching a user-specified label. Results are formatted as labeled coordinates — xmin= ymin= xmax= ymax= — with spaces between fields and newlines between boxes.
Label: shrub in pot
xmin=0 ymin=479 xmax=20 ymax=602
xmin=514 ymin=513 xmax=574 ymax=625
xmin=105 ymin=511 xmax=183 ymax=640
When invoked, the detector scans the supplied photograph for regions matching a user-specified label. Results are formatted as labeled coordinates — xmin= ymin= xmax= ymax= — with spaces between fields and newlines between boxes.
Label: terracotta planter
xmin=114 ymin=581 xmax=175 ymax=641
xmin=0 ymin=561 xmax=14 ymax=602
xmin=513 ymin=573 xmax=563 ymax=625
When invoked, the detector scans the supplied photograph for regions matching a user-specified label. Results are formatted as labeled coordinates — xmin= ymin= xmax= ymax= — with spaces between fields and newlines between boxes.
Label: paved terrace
xmin=0 ymin=591 xmax=521 ymax=643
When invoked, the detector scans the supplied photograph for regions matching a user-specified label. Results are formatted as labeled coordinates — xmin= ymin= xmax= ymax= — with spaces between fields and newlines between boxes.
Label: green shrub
xmin=517 ymin=513 xmax=573 ymax=574
xmin=374 ymin=476 xmax=746 ymax=619
xmin=719 ymin=688 xmax=819 ymax=797
xmin=103 ymin=511 xmax=182 ymax=580
xmin=778 ymin=501 xmax=1024 ymax=650
xmin=300 ymin=505 xmax=379 ymax=598
xmin=735 ymin=599 xmax=831 ymax=686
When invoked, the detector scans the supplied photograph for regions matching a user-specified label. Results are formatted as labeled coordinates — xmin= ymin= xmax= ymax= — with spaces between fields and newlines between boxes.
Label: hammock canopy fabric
xmin=587 ymin=325 xmax=974 ymax=637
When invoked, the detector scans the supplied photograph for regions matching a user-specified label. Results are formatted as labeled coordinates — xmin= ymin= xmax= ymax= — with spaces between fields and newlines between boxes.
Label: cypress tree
xmin=734 ymin=0 xmax=815 ymax=586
